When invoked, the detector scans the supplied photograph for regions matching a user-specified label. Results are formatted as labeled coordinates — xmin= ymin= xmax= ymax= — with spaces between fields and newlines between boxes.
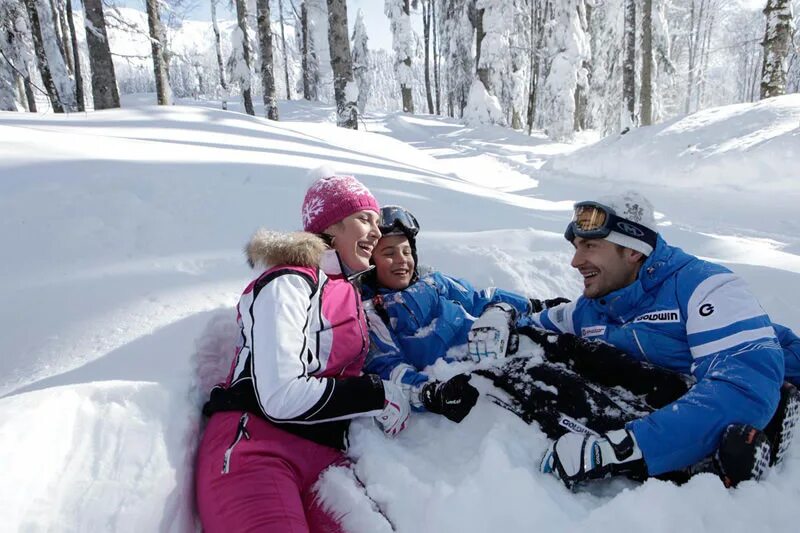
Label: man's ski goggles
xmin=564 ymin=201 xmax=657 ymax=249
xmin=379 ymin=205 xmax=420 ymax=237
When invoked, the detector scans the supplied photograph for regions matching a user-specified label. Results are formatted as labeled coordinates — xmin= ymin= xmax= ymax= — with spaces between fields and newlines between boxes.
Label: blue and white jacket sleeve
xmin=520 ymin=300 xmax=579 ymax=334
xmin=434 ymin=272 xmax=532 ymax=317
xmin=362 ymin=299 xmax=430 ymax=411
xmin=628 ymin=272 xmax=784 ymax=475
xmin=774 ymin=323 xmax=800 ymax=385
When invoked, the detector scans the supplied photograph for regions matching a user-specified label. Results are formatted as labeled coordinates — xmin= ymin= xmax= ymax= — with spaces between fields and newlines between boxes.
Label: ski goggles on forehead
xmin=564 ymin=201 xmax=657 ymax=249
xmin=379 ymin=206 xmax=420 ymax=237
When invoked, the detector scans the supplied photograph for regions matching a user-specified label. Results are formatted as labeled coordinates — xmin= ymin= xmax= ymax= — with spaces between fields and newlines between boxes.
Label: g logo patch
xmin=699 ymin=303 xmax=715 ymax=317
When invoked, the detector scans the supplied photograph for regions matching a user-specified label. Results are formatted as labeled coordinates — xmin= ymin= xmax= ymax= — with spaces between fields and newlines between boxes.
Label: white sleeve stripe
xmin=302 ymin=379 xmax=335 ymax=420
xmin=690 ymin=326 xmax=777 ymax=358
xmin=686 ymin=274 xmax=766 ymax=334
xmin=686 ymin=273 xmax=738 ymax=311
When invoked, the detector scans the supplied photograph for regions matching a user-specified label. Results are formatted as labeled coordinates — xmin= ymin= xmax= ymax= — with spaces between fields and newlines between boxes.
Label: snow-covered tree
xmin=65 ymin=0 xmax=84 ymax=111
xmin=351 ymin=8 xmax=370 ymax=113
xmin=622 ymin=0 xmax=635 ymax=126
xmin=385 ymin=0 xmax=415 ymax=113
xmin=641 ymin=0 xmax=654 ymax=125
xmin=539 ymin=0 xmax=590 ymax=140
xmin=442 ymin=0 xmax=473 ymax=118
xmin=463 ymin=77 xmax=504 ymax=126
xmin=420 ymin=0 xmax=435 ymax=114
xmin=83 ymin=0 xmax=120 ymax=109
xmin=256 ymin=0 xmax=278 ymax=119
xmin=23 ymin=0 xmax=67 ymax=111
xmin=0 ymin=0 xmax=33 ymax=111
xmin=761 ymin=0 xmax=795 ymax=98
xmin=276 ymin=0 xmax=290 ymax=100
xmin=210 ymin=0 xmax=227 ymax=91
xmin=327 ymin=0 xmax=358 ymax=128
xmin=231 ymin=0 xmax=255 ymax=115
xmin=474 ymin=0 xmax=512 ymax=125
xmin=146 ymin=0 xmax=171 ymax=105
xmin=307 ymin=0 xmax=332 ymax=102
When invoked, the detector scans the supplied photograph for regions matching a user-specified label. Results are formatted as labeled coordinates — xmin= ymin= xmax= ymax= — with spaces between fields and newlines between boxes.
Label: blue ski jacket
xmin=362 ymin=271 xmax=531 ymax=408
xmin=526 ymin=235 xmax=799 ymax=475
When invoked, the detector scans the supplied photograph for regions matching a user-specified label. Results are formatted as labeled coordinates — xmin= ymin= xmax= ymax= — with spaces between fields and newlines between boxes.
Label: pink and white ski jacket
xmin=204 ymin=230 xmax=385 ymax=449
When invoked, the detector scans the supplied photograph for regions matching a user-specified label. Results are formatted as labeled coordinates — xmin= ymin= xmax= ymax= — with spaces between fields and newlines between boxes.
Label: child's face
xmin=373 ymin=235 xmax=415 ymax=290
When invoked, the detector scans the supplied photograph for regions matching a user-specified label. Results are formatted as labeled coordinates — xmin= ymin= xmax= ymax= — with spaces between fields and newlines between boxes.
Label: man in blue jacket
xmin=532 ymin=191 xmax=800 ymax=488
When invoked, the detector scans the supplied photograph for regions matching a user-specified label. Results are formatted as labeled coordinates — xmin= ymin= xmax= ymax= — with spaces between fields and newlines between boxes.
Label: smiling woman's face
xmin=325 ymin=210 xmax=381 ymax=272
xmin=373 ymin=235 xmax=415 ymax=290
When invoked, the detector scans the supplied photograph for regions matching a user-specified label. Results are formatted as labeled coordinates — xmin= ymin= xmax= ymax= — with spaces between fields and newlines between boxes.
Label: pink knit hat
xmin=302 ymin=175 xmax=380 ymax=233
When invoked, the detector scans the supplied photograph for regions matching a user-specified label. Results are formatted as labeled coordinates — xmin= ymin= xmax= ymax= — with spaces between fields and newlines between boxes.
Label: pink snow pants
xmin=196 ymin=411 xmax=345 ymax=533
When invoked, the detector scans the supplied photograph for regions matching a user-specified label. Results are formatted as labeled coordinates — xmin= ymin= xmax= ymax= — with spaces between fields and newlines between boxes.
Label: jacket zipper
xmin=631 ymin=329 xmax=651 ymax=364
xmin=221 ymin=412 xmax=251 ymax=474
xmin=352 ymin=283 xmax=368 ymax=355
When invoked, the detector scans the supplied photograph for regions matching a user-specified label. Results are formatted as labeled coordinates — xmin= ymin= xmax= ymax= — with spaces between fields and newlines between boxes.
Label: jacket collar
xmin=587 ymin=236 xmax=694 ymax=321
xmin=320 ymin=249 xmax=374 ymax=281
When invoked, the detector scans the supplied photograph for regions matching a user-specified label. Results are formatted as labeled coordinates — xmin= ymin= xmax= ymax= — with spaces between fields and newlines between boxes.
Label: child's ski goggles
xmin=379 ymin=205 xmax=420 ymax=237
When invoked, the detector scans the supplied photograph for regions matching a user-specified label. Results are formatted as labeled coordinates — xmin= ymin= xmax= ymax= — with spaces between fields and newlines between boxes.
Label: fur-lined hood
xmin=245 ymin=229 xmax=328 ymax=269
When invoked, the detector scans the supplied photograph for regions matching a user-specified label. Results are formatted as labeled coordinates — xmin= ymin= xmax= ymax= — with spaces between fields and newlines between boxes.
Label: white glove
xmin=467 ymin=303 xmax=516 ymax=361
xmin=540 ymin=428 xmax=646 ymax=489
xmin=374 ymin=380 xmax=410 ymax=437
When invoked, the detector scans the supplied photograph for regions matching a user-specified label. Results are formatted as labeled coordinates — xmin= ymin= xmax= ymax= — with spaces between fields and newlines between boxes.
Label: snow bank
xmin=1 ymin=95 xmax=799 ymax=532
xmin=551 ymin=94 xmax=800 ymax=192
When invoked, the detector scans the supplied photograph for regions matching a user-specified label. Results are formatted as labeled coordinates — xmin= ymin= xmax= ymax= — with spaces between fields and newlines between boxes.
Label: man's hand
xmin=540 ymin=429 xmax=646 ymax=489
xmin=375 ymin=381 xmax=410 ymax=437
xmin=420 ymin=374 xmax=479 ymax=423
xmin=530 ymin=297 xmax=571 ymax=313
xmin=467 ymin=303 xmax=517 ymax=361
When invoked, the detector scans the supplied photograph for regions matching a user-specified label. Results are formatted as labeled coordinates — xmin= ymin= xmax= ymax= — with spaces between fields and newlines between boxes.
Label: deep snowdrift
xmin=1 ymin=95 xmax=798 ymax=532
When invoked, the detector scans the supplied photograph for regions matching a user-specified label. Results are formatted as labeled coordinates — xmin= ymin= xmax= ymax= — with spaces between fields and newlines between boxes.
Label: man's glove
xmin=375 ymin=380 xmax=410 ymax=437
xmin=529 ymin=297 xmax=571 ymax=313
xmin=420 ymin=374 xmax=479 ymax=423
xmin=540 ymin=428 xmax=646 ymax=489
xmin=467 ymin=303 xmax=517 ymax=361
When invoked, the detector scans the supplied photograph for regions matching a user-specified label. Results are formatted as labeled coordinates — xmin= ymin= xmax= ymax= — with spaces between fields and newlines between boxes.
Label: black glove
xmin=420 ymin=374 xmax=479 ymax=423
xmin=529 ymin=297 xmax=571 ymax=313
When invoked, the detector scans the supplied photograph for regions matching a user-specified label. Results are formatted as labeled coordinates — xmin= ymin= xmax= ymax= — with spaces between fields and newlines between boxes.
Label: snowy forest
xmin=1 ymin=0 xmax=798 ymax=140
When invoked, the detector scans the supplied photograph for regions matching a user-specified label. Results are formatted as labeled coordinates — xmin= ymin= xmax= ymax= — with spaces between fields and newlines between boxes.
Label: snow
xmin=463 ymin=79 xmax=505 ymax=126
xmin=1 ymin=92 xmax=799 ymax=532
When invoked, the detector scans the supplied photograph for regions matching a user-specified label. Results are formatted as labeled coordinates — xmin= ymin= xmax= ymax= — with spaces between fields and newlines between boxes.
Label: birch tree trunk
xmin=422 ymin=0 xmax=434 ymax=114
xmin=278 ymin=0 xmax=291 ymax=99
xmin=622 ymin=0 xmax=636 ymax=127
xmin=83 ymin=0 xmax=119 ymax=109
xmin=401 ymin=0 xmax=413 ymax=113
xmin=210 ymin=0 xmax=227 ymax=90
xmin=327 ymin=0 xmax=357 ymax=129
xmin=301 ymin=2 xmax=313 ymax=100
xmin=146 ymin=0 xmax=171 ymax=105
xmin=432 ymin=0 xmax=440 ymax=115
xmin=54 ymin=0 xmax=73 ymax=73
xmin=65 ymin=0 xmax=84 ymax=111
xmin=760 ymin=0 xmax=795 ymax=99
xmin=24 ymin=0 xmax=64 ymax=112
xmin=256 ymin=0 xmax=279 ymax=119
xmin=234 ymin=0 xmax=255 ymax=115
xmin=475 ymin=7 xmax=488 ymax=88
xmin=23 ymin=69 xmax=37 ymax=112
xmin=640 ymin=0 xmax=653 ymax=125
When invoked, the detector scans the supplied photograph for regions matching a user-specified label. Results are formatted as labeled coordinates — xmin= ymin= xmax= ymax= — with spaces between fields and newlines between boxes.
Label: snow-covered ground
xmin=1 ymin=94 xmax=799 ymax=532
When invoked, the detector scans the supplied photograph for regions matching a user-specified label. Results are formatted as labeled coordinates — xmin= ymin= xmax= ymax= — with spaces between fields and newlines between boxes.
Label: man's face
xmin=570 ymin=237 xmax=641 ymax=299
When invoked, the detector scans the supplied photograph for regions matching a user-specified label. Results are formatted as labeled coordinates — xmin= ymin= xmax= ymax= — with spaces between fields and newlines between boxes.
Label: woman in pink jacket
xmin=196 ymin=175 xmax=410 ymax=532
